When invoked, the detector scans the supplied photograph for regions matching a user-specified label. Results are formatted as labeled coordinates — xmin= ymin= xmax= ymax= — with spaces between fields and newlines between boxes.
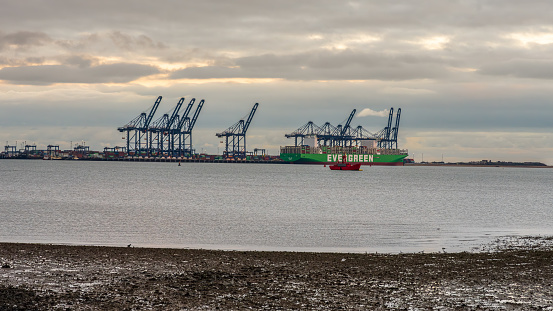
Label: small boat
xmin=329 ymin=155 xmax=363 ymax=170
xmin=329 ymin=162 xmax=362 ymax=170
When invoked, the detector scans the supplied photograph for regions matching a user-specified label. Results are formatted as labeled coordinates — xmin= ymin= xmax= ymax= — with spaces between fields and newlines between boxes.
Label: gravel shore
xmin=2 ymin=238 xmax=553 ymax=310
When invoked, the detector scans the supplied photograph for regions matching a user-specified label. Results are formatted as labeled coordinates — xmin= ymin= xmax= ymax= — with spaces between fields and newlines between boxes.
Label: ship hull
xmin=280 ymin=153 xmax=407 ymax=165
xmin=329 ymin=163 xmax=362 ymax=170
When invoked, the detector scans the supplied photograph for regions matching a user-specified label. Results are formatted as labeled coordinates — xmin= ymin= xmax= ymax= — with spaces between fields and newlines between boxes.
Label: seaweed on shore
xmin=479 ymin=235 xmax=553 ymax=252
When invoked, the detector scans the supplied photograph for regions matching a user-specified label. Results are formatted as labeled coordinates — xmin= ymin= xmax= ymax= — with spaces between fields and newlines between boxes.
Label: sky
xmin=1 ymin=0 xmax=552 ymax=164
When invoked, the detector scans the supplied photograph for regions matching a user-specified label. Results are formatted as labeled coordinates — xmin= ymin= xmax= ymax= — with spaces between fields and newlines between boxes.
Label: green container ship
xmin=280 ymin=145 xmax=408 ymax=166
xmin=281 ymin=107 xmax=407 ymax=165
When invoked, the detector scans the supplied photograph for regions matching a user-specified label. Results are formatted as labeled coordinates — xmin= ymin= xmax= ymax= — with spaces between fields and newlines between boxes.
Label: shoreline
xmin=2 ymin=239 xmax=553 ymax=310
xmin=2 ymin=157 xmax=551 ymax=168
xmin=405 ymin=163 xmax=553 ymax=168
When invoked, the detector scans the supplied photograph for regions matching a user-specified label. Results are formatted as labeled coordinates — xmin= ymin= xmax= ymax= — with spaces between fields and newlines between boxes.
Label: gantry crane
xmin=170 ymin=98 xmax=196 ymax=155
xmin=176 ymin=99 xmax=204 ymax=156
xmin=149 ymin=112 xmax=170 ymax=155
xmin=317 ymin=122 xmax=338 ymax=146
xmin=283 ymin=109 xmax=357 ymax=147
xmin=216 ymin=103 xmax=259 ymax=158
xmin=390 ymin=108 xmax=401 ymax=149
xmin=148 ymin=98 xmax=184 ymax=156
xmin=350 ymin=125 xmax=377 ymax=141
xmin=284 ymin=121 xmax=321 ymax=146
xmin=377 ymin=108 xmax=401 ymax=149
xmin=118 ymin=96 xmax=161 ymax=156
xmin=336 ymin=109 xmax=356 ymax=146
xmin=284 ymin=108 xmax=401 ymax=149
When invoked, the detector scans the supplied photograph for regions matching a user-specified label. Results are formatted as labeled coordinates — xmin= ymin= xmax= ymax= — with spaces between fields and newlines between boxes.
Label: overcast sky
xmin=1 ymin=0 xmax=552 ymax=164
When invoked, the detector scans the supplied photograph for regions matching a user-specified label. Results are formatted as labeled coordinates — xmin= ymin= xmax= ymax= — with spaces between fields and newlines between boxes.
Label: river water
xmin=1 ymin=160 xmax=552 ymax=253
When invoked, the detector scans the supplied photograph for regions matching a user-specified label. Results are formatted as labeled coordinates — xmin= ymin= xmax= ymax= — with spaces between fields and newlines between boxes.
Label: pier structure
xmin=46 ymin=145 xmax=60 ymax=158
xmin=73 ymin=144 xmax=90 ymax=158
xmin=24 ymin=145 xmax=37 ymax=156
xmin=4 ymin=145 xmax=18 ymax=157
xmin=103 ymin=146 xmax=127 ymax=158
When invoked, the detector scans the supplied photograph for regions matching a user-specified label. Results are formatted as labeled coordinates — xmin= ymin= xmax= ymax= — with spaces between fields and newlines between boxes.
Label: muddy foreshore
xmin=2 ymin=238 xmax=553 ymax=310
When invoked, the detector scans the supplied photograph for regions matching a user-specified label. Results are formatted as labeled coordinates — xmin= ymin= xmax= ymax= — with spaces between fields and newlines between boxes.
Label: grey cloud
xmin=4 ymin=1 xmax=553 ymax=32
xmin=1 ymin=0 xmax=553 ymax=164
xmin=0 ymin=31 xmax=51 ymax=51
xmin=25 ymin=57 xmax=46 ymax=65
xmin=479 ymin=59 xmax=553 ymax=79
xmin=0 ymin=63 xmax=159 ymax=85
xmin=109 ymin=31 xmax=167 ymax=51
xmin=0 ymin=56 xmax=45 ymax=66
xmin=171 ymin=49 xmax=449 ymax=81
xmin=4 ymin=1 xmax=553 ymax=55
xmin=55 ymin=34 xmax=101 ymax=50
xmin=54 ymin=32 xmax=166 ymax=53
xmin=62 ymin=55 xmax=96 ymax=68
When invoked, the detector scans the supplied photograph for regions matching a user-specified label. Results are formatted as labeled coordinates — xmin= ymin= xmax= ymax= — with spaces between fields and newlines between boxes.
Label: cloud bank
xmin=1 ymin=1 xmax=553 ymax=163
xmin=357 ymin=108 xmax=389 ymax=117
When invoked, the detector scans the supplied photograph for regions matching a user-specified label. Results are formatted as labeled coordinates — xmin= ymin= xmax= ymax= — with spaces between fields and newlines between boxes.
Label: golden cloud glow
xmin=95 ymin=55 xmax=211 ymax=72
xmin=509 ymin=32 xmax=553 ymax=45
xmin=308 ymin=34 xmax=323 ymax=40
xmin=448 ymin=66 xmax=477 ymax=72
xmin=381 ymin=87 xmax=435 ymax=95
xmin=321 ymin=34 xmax=381 ymax=50
xmin=415 ymin=36 xmax=450 ymax=50
xmin=131 ymin=76 xmax=284 ymax=87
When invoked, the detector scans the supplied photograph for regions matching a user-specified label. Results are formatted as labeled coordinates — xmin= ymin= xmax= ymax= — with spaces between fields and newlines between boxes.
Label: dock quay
xmin=100 ymin=157 xmax=286 ymax=164
xmin=0 ymin=152 xmax=286 ymax=164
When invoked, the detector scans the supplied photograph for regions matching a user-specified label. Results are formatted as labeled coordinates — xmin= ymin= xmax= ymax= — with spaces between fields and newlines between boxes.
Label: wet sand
xmin=1 ymin=238 xmax=553 ymax=310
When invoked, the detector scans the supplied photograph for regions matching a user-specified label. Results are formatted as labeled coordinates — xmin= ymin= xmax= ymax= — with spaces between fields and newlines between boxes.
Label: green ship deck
xmin=280 ymin=152 xmax=407 ymax=165
xmin=280 ymin=146 xmax=408 ymax=166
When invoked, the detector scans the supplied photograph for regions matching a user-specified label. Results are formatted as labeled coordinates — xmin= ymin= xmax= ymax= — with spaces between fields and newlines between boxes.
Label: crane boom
xmin=393 ymin=108 xmax=401 ymax=137
xmin=385 ymin=107 xmax=394 ymax=140
xmin=144 ymin=96 xmax=162 ymax=129
xmin=341 ymin=109 xmax=356 ymax=136
xmin=167 ymin=98 xmax=184 ymax=129
xmin=242 ymin=103 xmax=259 ymax=134
xmin=176 ymin=98 xmax=196 ymax=130
xmin=391 ymin=108 xmax=401 ymax=146
xmin=188 ymin=99 xmax=204 ymax=131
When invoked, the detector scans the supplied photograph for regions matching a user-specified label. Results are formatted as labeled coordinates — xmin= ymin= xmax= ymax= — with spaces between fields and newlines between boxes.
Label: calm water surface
xmin=1 ymin=160 xmax=552 ymax=253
